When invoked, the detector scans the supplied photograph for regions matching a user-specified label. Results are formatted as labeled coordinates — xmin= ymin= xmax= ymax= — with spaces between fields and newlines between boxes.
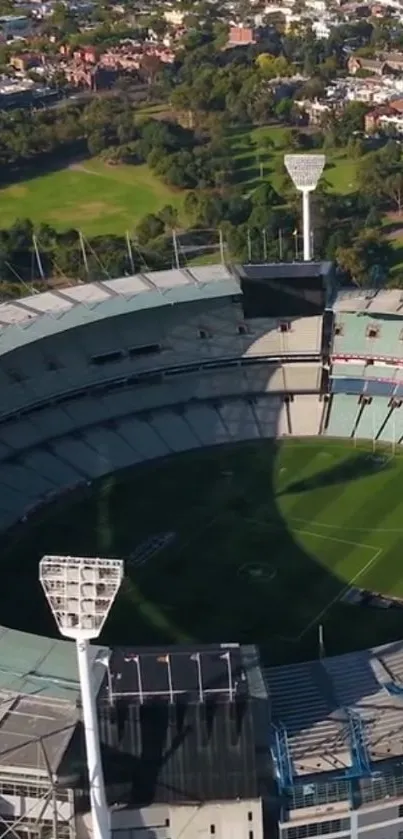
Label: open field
xmin=0 ymin=158 xmax=184 ymax=236
xmin=0 ymin=122 xmax=357 ymax=236
xmin=4 ymin=437 xmax=403 ymax=665
xmin=229 ymin=125 xmax=357 ymax=195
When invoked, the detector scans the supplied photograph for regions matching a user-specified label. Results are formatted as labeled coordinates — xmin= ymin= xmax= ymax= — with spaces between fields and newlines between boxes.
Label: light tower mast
xmin=284 ymin=154 xmax=326 ymax=262
xmin=39 ymin=555 xmax=124 ymax=839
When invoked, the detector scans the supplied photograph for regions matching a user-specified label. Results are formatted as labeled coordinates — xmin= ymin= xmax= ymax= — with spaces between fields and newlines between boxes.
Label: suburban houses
xmin=3 ymin=0 xmax=403 ymax=131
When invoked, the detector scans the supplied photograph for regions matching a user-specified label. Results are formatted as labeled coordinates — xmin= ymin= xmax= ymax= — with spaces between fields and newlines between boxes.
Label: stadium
xmin=4 ymin=251 xmax=403 ymax=839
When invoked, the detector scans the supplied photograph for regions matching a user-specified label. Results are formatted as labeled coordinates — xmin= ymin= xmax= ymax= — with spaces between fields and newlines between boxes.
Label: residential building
xmin=312 ymin=18 xmax=332 ymax=37
xmin=0 ymin=14 xmax=32 ymax=37
xmin=163 ymin=8 xmax=185 ymax=25
xmin=228 ymin=25 xmax=257 ymax=44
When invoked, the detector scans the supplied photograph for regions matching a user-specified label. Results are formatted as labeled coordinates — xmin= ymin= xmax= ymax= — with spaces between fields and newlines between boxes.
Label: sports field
xmin=4 ymin=437 xmax=403 ymax=665
xmin=0 ymin=159 xmax=184 ymax=236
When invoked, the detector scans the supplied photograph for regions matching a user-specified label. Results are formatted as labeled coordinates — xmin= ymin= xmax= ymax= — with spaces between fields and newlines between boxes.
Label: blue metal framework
xmin=384 ymin=681 xmax=403 ymax=699
xmin=347 ymin=711 xmax=371 ymax=778
xmin=270 ymin=712 xmax=371 ymax=798
xmin=272 ymin=723 xmax=293 ymax=790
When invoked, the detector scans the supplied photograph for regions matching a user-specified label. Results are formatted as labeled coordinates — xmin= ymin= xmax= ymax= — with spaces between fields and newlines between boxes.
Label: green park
xmin=0 ymin=123 xmax=357 ymax=237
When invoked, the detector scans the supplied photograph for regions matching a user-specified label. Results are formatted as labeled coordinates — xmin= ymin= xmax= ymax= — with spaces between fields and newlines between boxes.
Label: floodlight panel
xmin=284 ymin=154 xmax=325 ymax=191
xmin=40 ymin=555 xmax=124 ymax=639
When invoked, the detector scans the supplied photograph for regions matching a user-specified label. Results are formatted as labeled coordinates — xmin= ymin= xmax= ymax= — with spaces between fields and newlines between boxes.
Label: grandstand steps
xmin=354 ymin=397 xmax=389 ymax=441
xmin=150 ymin=410 xmax=201 ymax=452
xmin=118 ymin=416 xmax=169 ymax=459
xmin=23 ymin=448 xmax=81 ymax=486
xmin=184 ymin=404 xmax=222 ymax=447
xmin=325 ymin=394 xmax=361 ymax=438
xmin=50 ymin=438 xmax=94 ymax=479
xmin=313 ymin=661 xmax=339 ymax=714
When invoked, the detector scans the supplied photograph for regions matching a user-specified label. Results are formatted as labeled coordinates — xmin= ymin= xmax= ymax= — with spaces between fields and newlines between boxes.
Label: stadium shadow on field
xmin=278 ymin=451 xmax=391 ymax=497
xmin=1 ymin=434 xmax=403 ymax=669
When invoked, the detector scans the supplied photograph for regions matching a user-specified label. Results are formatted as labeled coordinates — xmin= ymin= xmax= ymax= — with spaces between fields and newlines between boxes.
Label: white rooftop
xmin=334 ymin=289 xmax=403 ymax=315
xmin=0 ymin=265 xmax=240 ymax=356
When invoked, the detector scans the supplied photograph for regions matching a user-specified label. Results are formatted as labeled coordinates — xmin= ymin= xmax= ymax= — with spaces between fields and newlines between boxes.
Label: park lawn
xmin=5 ymin=437 xmax=403 ymax=665
xmin=323 ymin=150 xmax=357 ymax=194
xmin=230 ymin=125 xmax=357 ymax=196
xmin=0 ymin=159 xmax=184 ymax=236
xmin=0 ymin=122 xmax=360 ymax=236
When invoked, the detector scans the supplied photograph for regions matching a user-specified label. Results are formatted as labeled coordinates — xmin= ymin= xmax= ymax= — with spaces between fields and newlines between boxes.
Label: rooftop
xmin=100 ymin=644 xmax=260 ymax=807
xmin=266 ymin=639 xmax=403 ymax=778
xmin=0 ymin=626 xmax=107 ymax=776
xmin=334 ymin=288 xmax=403 ymax=315
xmin=108 ymin=643 xmax=247 ymax=705
xmin=238 ymin=261 xmax=333 ymax=281
xmin=0 ymin=691 xmax=77 ymax=777
xmin=0 ymin=626 xmax=106 ymax=701
xmin=0 ymin=265 xmax=240 ymax=356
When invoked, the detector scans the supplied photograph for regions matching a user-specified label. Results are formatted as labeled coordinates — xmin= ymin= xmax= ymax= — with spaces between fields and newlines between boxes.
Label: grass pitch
xmin=5 ymin=437 xmax=403 ymax=665
xmin=0 ymin=159 xmax=184 ymax=236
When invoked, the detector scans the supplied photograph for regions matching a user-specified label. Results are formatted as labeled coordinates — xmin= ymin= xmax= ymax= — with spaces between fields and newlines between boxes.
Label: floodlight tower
xmin=39 ymin=555 xmax=124 ymax=839
xmin=284 ymin=154 xmax=325 ymax=262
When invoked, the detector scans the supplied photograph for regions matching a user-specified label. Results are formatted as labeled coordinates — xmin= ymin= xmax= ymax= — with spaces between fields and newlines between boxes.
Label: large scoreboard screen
xmin=238 ymin=262 xmax=333 ymax=319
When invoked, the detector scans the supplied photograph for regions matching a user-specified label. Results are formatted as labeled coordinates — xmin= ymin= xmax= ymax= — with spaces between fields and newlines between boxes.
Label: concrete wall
xmin=111 ymin=799 xmax=263 ymax=839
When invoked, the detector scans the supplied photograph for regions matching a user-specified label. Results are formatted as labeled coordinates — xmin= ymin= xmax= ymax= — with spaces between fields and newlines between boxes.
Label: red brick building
xmin=228 ymin=26 xmax=257 ymax=45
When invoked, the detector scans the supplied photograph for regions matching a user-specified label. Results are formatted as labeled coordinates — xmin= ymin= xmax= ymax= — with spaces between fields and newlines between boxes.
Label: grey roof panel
xmin=0 ymin=269 xmax=240 ymax=356
xmin=0 ymin=627 xmax=109 ymax=775
xmin=0 ymin=626 xmax=106 ymax=701
xmin=0 ymin=692 xmax=78 ymax=776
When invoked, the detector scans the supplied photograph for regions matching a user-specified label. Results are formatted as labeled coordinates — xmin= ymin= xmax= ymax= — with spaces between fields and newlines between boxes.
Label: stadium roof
xmin=238 ymin=261 xmax=333 ymax=281
xmin=0 ymin=692 xmax=78 ymax=777
xmin=0 ymin=265 xmax=240 ymax=356
xmin=0 ymin=626 xmax=106 ymax=700
xmin=108 ymin=643 xmax=247 ymax=704
xmin=100 ymin=643 xmax=259 ymax=806
xmin=266 ymin=638 xmax=403 ymax=778
xmin=334 ymin=288 xmax=403 ymax=315
xmin=0 ymin=626 xmax=107 ymax=777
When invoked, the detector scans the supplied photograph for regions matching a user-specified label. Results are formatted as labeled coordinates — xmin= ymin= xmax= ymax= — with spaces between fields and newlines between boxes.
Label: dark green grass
xmin=5 ymin=438 xmax=403 ymax=665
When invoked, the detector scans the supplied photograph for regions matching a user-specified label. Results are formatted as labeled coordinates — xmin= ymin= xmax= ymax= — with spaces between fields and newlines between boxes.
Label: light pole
xmin=39 ymin=555 xmax=124 ymax=839
xmin=284 ymin=154 xmax=325 ymax=262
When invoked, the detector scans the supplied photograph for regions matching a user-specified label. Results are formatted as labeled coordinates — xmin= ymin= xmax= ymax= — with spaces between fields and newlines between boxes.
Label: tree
xmin=336 ymin=229 xmax=392 ymax=285
xmin=334 ymin=101 xmax=369 ymax=145
xmin=380 ymin=139 xmax=401 ymax=167
xmin=136 ymin=214 xmax=165 ymax=245
xmin=346 ymin=137 xmax=364 ymax=160
xmin=275 ymin=98 xmax=297 ymax=124
xmin=365 ymin=207 xmax=382 ymax=228
xmin=159 ymin=205 xmax=179 ymax=231
xmin=283 ymin=127 xmax=302 ymax=149
xmin=356 ymin=153 xmax=384 ymax=200
xmin=298 ymin=77 xmax=326 ymax=101
xmin=87 ymin=128 xmax=109 ymax=156
xmin=384 ymin=172 xmax=403 ymax=215
xmin=252 ymin=182 xmax=280 ymax=209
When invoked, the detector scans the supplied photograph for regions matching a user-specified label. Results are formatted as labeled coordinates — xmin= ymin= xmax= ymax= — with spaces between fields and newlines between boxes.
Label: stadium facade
xmin=2 ymin=262 xmax=403 ymax=839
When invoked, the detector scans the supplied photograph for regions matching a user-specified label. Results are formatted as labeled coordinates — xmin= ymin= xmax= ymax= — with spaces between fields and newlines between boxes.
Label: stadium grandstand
xmin=4 ymin=257 xmax=403 ymax=839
